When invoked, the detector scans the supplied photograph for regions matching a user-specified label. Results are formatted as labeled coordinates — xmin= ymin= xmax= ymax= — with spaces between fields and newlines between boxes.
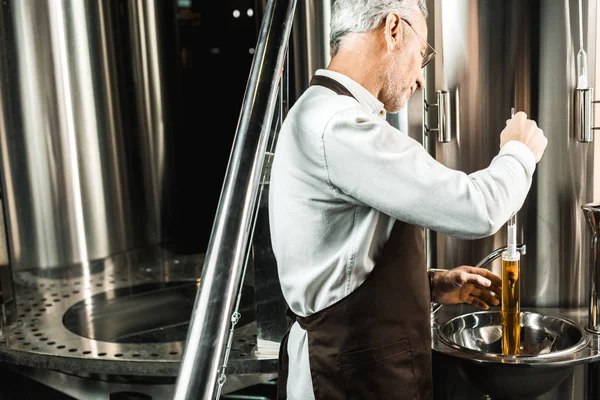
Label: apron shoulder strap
xmin=309 ymin=75 xmax=357 ymax=100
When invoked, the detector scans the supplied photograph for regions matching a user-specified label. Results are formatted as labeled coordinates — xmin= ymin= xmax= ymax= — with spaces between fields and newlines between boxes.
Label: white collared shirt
xmin=268 ymin=69 xmax=536 ymax=398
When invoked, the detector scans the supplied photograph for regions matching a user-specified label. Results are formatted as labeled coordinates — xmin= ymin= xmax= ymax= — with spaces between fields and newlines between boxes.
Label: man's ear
xmin=383 ymin=12 xmax=403 ymax=52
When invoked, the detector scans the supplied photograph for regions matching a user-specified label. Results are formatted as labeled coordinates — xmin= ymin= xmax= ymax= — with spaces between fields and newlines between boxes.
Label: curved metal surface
xmin=582 ymin=202 xmax=600 ymax=337
xmin=291 ymin=0 xmax=331 ymax=97
xmin=0 ymin=251 xmax=275 ymax=377
xmin=433 ymin=305 xmax=600 ymax=367
xmin=172 ymin=1 xmax=298 ymax=399
xmin=0 ymin=0 xmax=178 ymax=270
xmin=1 ymin=251 xmax=194 ymax=375
xmin=437 ymin=310 xmax=588 ymax=362
xmin=62 ymin=281 xmax=255 ymax=344
xmin=433 ymin=304 xmax=600 ymax=399
xmin=426 ymin=0 xmax=598 ymax=309
xmin=474 ymin=244 xmax=527 ymax=269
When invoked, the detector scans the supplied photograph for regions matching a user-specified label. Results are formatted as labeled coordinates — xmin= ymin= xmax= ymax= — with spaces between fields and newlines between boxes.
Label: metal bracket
xmin=424 ymin=90 xmax=452 ymax=143
xmin=575 ymin=87 xmax=600 ymax=142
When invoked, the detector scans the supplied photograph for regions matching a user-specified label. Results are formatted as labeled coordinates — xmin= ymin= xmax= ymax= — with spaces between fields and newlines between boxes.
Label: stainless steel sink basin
xmin=434 ymin=310 xmax=592 ymax=399
xmin=438 ymin=310 xmax=588 ymax=359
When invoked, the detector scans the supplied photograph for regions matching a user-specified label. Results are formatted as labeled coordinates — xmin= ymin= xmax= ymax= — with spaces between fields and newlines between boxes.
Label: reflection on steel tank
xmin=0 ymin=0 xmax=179 ymax=270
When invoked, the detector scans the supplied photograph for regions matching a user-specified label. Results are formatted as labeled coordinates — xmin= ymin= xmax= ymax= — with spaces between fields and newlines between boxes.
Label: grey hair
xmin=330 ymin=0 xmax=428 ymax=56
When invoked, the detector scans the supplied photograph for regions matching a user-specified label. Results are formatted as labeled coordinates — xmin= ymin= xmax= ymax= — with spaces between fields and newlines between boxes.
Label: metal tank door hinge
xmin=575 ymin=0 xmax=598 ymax=143
xmin=575 ymin=87 xmax=600 ymax=142
xmin=424 ymin=90 xmax=452 ymax=143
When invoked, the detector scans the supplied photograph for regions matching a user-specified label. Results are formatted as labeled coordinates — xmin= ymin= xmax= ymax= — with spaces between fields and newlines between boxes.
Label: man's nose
xmin=416 ymin=70 xmax=425 ymax=91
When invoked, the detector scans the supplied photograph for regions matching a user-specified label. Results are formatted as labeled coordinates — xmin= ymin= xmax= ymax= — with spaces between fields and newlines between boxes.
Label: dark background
xmin=168 ymin=0 xmax=263 ymax=254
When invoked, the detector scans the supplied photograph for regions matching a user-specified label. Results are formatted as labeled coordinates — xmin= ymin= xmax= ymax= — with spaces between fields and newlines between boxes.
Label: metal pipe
xmin=474 ymin=244 xmax=527 ymax=269
xmin=172 ymin=1 xmax=297 ymax=399
xmin=291 ymin=0 xmax=331 ymax=95
xmin=0 ymin=201 xmax=14 ymax=335
xmin=0 ymin=4 xmax=16 ymax=334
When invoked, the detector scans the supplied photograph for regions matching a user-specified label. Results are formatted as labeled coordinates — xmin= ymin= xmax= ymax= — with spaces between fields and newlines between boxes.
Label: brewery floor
xmin=0 ymin=364 xmax=76 ymax=400
xmin=0 ymin=364 xmax=278 ymax=400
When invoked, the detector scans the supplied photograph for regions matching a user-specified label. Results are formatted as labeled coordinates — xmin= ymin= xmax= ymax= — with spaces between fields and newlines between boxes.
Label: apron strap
xmin=276 ymin=328 xmax=292 ymax=399
xmin=309 ymin=75 xmax=357 ymax=100
xmin=276 ymin=307 xmax=298 ymax=399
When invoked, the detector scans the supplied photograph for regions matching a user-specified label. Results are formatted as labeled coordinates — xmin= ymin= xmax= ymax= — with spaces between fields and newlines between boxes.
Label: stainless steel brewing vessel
xmin=0 ymin=0 xmax=177 ymax=270
xmin=423 ymin=1 xmax=599 ymax=399
xmin=291 ymin=0 xmax=331 ymax=96
xmin=424 ymin=0 xmax=598 ymax=309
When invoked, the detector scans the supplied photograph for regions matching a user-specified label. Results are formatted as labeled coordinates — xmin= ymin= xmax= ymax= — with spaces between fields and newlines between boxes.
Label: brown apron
xmin=276 ymin=75 xmax=432 ymax=400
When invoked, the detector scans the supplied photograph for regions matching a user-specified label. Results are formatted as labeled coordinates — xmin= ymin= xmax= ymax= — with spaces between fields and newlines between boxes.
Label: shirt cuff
xmin=498 ymin=140 xmax=536 ymax=175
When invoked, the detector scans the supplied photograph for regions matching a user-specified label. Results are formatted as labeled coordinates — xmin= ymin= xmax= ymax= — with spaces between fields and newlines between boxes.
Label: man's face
xmin=383 ymin=13 xmax=429 ymax=113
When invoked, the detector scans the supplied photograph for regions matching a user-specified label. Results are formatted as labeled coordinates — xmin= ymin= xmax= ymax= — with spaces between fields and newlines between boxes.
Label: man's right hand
xmin=500 ymin=111 xmax=548 ymax=163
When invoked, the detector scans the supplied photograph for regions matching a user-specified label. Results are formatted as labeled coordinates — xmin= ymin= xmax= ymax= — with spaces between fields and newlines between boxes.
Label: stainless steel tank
xmin=0 ymin=0 xmax=292 ymax=397
xmin=291 ymin=0 xmax=331 ymax=97
xmin=424 ymin=0 xmax=598 ymax=309
xmin=0 ymin=0 xmax=177 ymax=270
xmin=424 ymin=1 xmax=599 ymax=398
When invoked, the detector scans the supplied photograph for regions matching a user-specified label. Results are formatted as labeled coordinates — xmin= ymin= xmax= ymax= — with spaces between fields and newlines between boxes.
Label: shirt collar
xmin=314 ymin=69 xmax=387 ymax=119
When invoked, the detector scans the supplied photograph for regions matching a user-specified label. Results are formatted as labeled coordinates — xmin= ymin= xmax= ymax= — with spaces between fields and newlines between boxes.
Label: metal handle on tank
xmin=575 ymin=87 xmax=600 ymax=142
xmin=425 ymin=90 xmax=452 ymax=143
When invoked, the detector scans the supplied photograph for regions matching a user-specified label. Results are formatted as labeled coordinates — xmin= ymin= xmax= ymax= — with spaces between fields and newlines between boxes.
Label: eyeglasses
xmin=400 ymin=18 xmax=436 ymax=68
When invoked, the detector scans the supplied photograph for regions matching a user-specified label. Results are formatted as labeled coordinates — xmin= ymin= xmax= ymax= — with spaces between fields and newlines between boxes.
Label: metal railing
xmin=172 ymin=0 xmax=298 ymax=399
